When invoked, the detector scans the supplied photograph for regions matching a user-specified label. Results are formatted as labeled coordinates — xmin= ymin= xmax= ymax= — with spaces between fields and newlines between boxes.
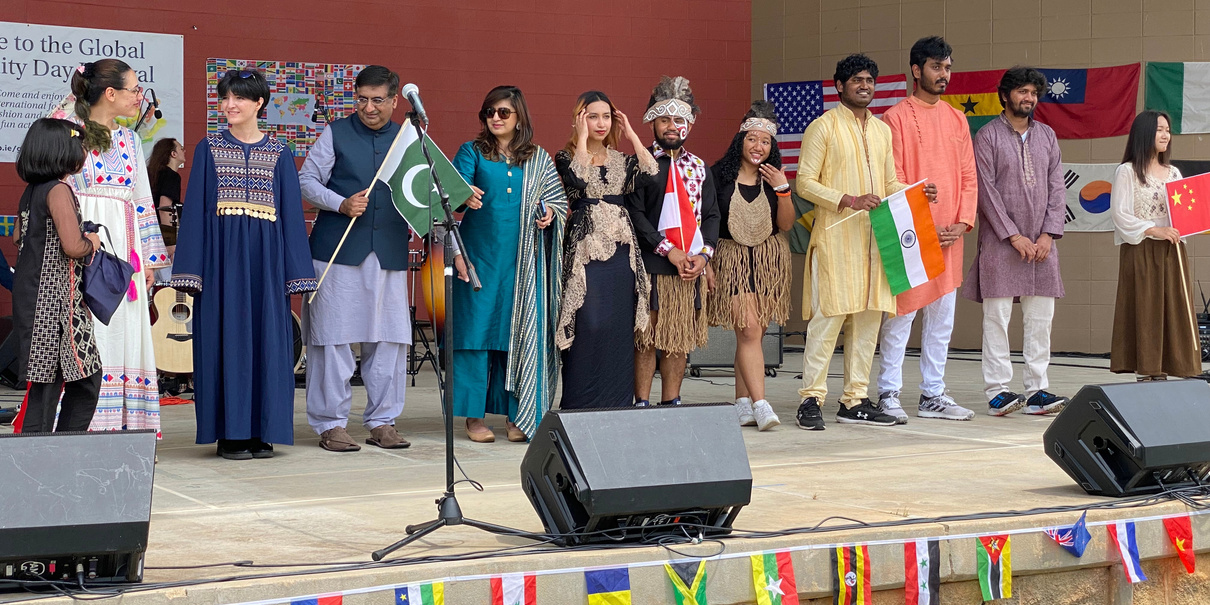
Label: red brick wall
xmin=0 ymin=0 xmax=753 ymax=316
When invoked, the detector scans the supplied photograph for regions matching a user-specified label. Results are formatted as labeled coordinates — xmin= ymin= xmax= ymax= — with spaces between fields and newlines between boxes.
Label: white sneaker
xmin=753 ymin=399 xmax=780 ymax=431
xmin=736 ymin=397 xmax=757 ymax=426
xmin=877 ymin=391 xmax=909 ymax=424
xmin=918 ymin=393 xmax=976 ymax=421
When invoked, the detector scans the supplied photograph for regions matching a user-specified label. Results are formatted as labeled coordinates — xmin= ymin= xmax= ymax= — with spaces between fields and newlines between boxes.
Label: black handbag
xmin=80 ymin=221 xmax=136 ymax=326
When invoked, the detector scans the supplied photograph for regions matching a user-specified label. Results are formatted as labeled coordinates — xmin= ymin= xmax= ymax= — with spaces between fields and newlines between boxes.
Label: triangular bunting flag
xmin=291 ymin=596 xmax=342 ymax=605
xmin=1163 ymin=515 xmax=1196 ymax=574
xmin=491 ymin=572 xmax=537 ymax=605
xmin=585 ymin=567 xmax=632 ymax=605
xmin=1044 ymin=511 xmax=1092 ymax=557
xmin=750 ymin=551 xmax=799 ymax=605
xmin=830 ymin=545 xmax=871 ymax=605
xmin=664 ymin=560 xmax=707 ymax=605
xmin=904 ymin=539 xmax=940 ymax=605
xmin=976 ymin=535 xmax=1012 ymax=600
xmin=1107 ymin=521 xmax=1148 ymax=584
xmin=395 ymin=583 xmax=444 ymax=605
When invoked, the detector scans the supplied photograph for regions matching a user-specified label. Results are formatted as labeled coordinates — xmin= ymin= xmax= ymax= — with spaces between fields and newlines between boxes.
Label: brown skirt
xmin=707 ymin=235 xmax=791 ymax=330
xmin=1111 ymin=239 xmax=1201 ymax=377
xmin=635 ymin=273 xmax=708 ymax=355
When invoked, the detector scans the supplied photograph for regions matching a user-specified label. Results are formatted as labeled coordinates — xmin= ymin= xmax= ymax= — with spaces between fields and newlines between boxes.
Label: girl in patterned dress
xmin=63 ymin=59 xmax=169 ymax=436
xmin=12 ymin=119 xmax=104 ymax=433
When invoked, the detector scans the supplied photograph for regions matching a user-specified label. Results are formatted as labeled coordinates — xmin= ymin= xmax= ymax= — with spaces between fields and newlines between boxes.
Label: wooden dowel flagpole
xmin=308 ymin=121 xmax=412 ymax=304
xmin=1176 ymin=238 xmax=1200 ymax=358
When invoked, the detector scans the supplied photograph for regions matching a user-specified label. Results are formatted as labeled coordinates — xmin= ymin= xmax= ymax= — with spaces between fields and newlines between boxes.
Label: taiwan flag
xmin=942 ymin=64 xmax=1140 ymax=139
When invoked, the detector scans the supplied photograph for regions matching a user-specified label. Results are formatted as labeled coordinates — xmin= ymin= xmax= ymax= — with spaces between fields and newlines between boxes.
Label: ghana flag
xmin=976 ymin=535 xmax=1012 ymax=600
xmin=943 ymin=65 xmax=1140 ymax=139
xmin=830 ymin=545 xmax=872 ymax=605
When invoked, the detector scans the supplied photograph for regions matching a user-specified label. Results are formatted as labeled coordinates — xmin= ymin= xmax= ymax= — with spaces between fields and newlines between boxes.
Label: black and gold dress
xmin=554 ymin=147 xmax=656 ymax=408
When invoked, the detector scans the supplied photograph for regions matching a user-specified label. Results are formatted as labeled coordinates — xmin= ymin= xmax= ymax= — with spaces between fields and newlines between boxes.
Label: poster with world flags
xmin=763 ymin=74 xmax=907 ymax=179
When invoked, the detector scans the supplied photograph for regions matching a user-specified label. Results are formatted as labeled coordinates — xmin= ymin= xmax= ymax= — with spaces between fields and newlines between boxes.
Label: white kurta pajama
xmin=299 ymin=129 xmax=411 ymax=434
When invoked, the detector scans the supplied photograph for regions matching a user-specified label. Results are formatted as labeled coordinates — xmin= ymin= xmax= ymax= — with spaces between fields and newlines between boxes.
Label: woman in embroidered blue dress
xmin=59 ymin=59 xmax=170 ymax=436
xmin=451 ymin=86 xmax=567 ymax=443
xmin=171 ymin=70 xmax=317 ymax=460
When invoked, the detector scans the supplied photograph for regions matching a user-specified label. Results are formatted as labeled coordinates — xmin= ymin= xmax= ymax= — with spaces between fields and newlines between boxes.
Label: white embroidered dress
xmin=68 ymin=126 xmax=169 ymax=436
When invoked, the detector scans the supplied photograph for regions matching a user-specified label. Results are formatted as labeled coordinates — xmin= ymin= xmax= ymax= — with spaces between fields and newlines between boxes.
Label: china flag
xmin=1166 ymin=173 xmax=1210 ymax=236
xmin=1163 ymin=515 xmax=1195 ymax=574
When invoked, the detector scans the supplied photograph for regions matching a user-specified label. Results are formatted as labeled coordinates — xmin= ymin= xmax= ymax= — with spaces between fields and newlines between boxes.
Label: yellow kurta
xmin=795 ymin=104 xmax=906 ymax=319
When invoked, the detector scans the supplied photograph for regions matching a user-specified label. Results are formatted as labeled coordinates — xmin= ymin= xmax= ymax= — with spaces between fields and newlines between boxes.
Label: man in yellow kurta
xmin=794 ymin=54 xmax=934 ymax=430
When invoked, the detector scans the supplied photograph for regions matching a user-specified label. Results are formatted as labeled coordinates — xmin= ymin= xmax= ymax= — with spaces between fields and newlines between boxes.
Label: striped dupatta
xmin=506 ymin=148 xmax=568 ymax=439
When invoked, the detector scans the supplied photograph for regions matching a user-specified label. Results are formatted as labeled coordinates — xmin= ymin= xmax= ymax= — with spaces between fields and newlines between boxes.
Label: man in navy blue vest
xmin=300 ymin=65 xmax=412 ymax=452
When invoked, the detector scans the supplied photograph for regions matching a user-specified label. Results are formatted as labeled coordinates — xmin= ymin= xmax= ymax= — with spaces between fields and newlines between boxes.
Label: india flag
xmin=868 ymin=180 xmax=944 ymax=295
xmin=1146 ymin=62 xmax=1210 ymax=134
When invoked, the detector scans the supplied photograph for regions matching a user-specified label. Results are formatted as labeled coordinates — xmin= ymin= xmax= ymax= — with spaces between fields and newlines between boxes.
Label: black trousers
xmin=23 ymin=370 xmax=102 ymax=433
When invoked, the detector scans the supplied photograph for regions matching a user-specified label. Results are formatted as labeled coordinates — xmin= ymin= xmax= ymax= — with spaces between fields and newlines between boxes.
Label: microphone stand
xmin=372 ymin=114 xmax=546 ymax=561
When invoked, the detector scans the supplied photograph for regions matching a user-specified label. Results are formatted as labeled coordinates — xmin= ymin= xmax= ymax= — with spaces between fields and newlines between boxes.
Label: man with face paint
xmin=626 ymin=76 xmax=720 ymax=406
xmin=794 ymin=54 xmax=938 ymax=431
xmin=964 ymin=66 xmax=1069 ymax=417
xmin=876 ymin=36 xmax=978 ymax=424
xmin=299 ymin=65 xmax=413 ymax=452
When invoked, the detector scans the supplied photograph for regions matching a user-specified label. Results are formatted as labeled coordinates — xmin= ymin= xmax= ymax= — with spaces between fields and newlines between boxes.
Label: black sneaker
xmin=1023 ymin=390 xmax=1068 ymax=415
xmin=987 ymin=391 xmax=1026 ymax=417
xmin=836 ymin=399 xmax=898 ymax=426
xmin=795 ymin=397 xmax=825 ymax=430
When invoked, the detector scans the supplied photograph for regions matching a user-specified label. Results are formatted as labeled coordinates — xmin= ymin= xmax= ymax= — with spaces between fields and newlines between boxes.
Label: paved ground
xmin=2 ymin=347 xmax=1195 ymax=604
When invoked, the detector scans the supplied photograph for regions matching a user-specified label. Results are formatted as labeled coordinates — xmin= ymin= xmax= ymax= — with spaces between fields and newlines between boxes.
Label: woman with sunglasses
xmin=553 ymin=91 xmax=657 ymax=410
xmin=57 ymin=59 xmax=169 ymax=437
xmin=451 ymin=85 xmax=567 ymax=443
xmin=170 ymin=69 xmax=316 ymax=460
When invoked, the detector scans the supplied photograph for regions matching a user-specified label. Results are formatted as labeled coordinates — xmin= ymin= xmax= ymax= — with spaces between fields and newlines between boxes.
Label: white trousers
xmin=877 ymin=290 xmax=956 ymax=397
xmin=981 ymin=296 xmax=1055 ymax=400
xmin=305 ymin=342 xmax=408 ymax=434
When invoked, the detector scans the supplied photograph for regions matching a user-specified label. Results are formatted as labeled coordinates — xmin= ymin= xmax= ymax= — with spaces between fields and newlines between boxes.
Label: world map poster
xmin=206 ymin=58 xmax=365 ymax=157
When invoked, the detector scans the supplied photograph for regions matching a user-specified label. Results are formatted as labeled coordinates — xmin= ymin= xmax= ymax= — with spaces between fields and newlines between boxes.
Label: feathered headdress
xmin=643 ymin=76 xmax=699 ymax=124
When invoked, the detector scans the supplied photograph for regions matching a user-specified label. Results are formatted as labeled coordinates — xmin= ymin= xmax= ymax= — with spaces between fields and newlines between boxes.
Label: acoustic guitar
xmin=419 ymin=225 xmax=446 ymax=338
xmin=150 ymin=286 xmax=194 ymax=374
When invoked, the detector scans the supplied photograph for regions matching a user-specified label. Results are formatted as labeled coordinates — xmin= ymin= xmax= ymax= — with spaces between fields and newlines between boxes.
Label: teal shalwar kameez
xmin=451 ymin=141 xmax=567 ymax=438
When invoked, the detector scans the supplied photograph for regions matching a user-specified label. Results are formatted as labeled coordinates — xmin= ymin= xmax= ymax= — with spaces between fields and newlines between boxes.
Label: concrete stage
xmin=4 ymin=350 xmax=1210 ymax=605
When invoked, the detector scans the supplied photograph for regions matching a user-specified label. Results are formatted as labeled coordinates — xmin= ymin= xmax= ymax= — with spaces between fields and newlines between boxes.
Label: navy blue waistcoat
xmin=308 ymin=116 xmax=411 ymax=270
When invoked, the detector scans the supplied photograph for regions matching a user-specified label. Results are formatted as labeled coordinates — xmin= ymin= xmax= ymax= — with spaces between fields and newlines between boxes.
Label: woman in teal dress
xmin=452 ymin=86 xmax=567 ymax=443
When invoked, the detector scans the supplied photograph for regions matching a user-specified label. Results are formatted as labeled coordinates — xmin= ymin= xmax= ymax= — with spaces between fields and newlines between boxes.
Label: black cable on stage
xmin=12 ymin=484 xmax=1210 ymax=602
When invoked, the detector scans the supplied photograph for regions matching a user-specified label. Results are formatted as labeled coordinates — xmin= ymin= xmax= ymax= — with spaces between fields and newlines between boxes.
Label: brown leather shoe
xmin=506 ymin=424 xmax=527 ymax=443
xmin=319 ymin=426 xmax=361 ymax=452
xmin=367 ymin=424 xmax=410 ymax=449
xmin=465 ymin=420 xmax=495 ymax=443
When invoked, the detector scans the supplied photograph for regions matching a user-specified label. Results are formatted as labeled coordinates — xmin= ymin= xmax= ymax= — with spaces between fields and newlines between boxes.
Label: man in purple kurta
xmin=963 ymin=67 xmax=1069 ymax=417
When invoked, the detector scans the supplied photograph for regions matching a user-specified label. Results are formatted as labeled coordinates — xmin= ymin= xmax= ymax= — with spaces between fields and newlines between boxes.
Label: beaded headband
xmin=643 ymin=99 xmax=696 ymax=124
xmin=740 ymin=117 xmax=778 ymax=137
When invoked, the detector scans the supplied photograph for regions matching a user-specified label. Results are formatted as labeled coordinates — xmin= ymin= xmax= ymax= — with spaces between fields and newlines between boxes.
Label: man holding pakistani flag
xmin=300 ymin=65 xmax=469 ymax=453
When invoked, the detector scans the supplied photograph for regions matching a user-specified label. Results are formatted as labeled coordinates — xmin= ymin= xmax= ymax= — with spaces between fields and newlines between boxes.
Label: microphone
xmin=401 ymin=83 xmax=427 ymax=126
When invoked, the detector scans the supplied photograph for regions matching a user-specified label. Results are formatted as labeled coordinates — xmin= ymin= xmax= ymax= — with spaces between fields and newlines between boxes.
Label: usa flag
xmin=764 ymin=74 xmax=908 ymax=178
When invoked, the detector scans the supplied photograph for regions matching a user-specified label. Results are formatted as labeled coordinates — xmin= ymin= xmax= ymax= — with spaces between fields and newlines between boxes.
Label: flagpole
xmin=308 ymin=123 xmax=411 ymax=304
xmin=1176 ymin=240 xmax=1200 ymax=359
xmin=823 ymin=179 xmax=927 ymax=231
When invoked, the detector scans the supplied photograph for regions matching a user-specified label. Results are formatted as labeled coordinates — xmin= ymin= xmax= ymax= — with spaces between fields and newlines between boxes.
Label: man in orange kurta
xmin=876 ymin=37 xmax=978 ymax=423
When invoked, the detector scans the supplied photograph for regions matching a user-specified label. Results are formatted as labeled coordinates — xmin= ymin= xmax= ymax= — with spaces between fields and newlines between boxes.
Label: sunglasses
xmin=482 ymin=107 xmax=515 ymax=120
xmin=222 ymin=70 xmax=256 ymax=80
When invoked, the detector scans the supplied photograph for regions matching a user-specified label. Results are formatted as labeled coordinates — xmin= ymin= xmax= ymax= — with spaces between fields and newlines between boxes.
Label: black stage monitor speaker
xmin=520 ymin=403 xmax=752 ymax=545
xmin=1044 ymin=380 xmax=1210 ymax=497
xmin=0 ymin=430 xmax=156 ymax=589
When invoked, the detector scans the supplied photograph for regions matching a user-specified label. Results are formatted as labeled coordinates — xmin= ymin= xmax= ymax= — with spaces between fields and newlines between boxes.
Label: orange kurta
xmin=883 ymin=95 xmax=978 ymax=315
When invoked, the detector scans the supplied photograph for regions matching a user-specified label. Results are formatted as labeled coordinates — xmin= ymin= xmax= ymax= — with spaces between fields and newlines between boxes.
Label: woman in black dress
xmin=12 ymin=118 xmax=103 ymax=432
xmin=553 ymin=91 xmax=657 ymax=409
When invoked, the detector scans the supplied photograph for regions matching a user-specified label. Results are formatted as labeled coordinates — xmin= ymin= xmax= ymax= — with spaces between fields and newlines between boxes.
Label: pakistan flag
xmin=376 ymin=119 xmax=473 ymax=237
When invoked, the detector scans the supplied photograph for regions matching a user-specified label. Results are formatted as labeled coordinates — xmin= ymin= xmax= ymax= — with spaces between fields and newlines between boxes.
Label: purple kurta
xmin=963 ymin=115 xmax=1066 ymax=303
